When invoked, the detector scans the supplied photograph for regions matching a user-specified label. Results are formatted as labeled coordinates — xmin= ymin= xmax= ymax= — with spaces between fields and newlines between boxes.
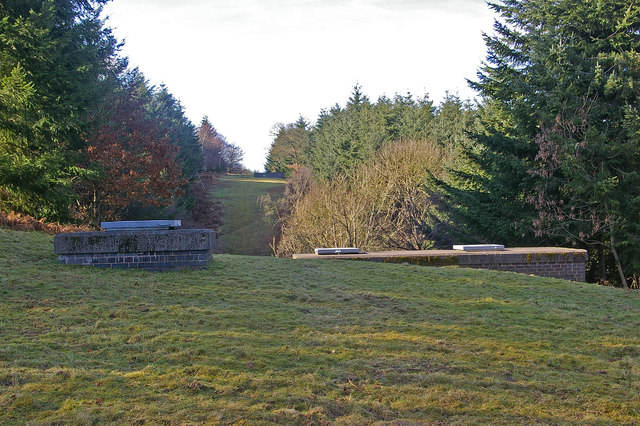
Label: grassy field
xmin=1 ymin=228 xmax=640 ymax=424
xmin=209 ymin=174 xmax=285 ymax=256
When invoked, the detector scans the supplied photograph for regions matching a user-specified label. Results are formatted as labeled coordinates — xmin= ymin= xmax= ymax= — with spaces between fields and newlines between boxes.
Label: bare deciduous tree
xmin=275 ymin=138 xmax=448 ymax=256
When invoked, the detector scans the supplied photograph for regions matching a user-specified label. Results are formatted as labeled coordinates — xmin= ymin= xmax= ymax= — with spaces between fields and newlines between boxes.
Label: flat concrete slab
xmin=293 ymin=247 xmax=588 ymax=281
xmin=294 ymin=247 xmax=584 ymax=262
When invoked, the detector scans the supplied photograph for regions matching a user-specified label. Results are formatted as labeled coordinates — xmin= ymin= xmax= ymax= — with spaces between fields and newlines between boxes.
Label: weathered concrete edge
xmin=292 ymin=248 xmax=588 ymax=281
xmin=292 ymin=248 xmax=588 ymax=266
xmin=54 ymin=229 xmax=216 ymax=255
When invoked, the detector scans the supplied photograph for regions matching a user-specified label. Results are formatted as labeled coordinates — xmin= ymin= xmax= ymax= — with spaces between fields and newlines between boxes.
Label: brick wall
xmin=463 ymin=261 xmax=586 ymax=282
xmin=58 ymin=250 xmax=212 ymax=271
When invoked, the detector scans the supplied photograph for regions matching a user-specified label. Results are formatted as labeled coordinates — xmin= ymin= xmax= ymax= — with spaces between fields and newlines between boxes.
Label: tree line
xmin=265 ymin=0 xmax=640 ymax=288
xmin=0 ymin=0 xmax=243 ymax=227
xmin=265 ymin=90 xmax=473 ymax=254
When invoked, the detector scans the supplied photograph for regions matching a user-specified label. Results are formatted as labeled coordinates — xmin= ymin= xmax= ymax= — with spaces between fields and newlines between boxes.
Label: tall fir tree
xmin=442 ymin=0 xmax=640 ymax=285
xmin=310 ymin=85 xmax=387 ymax=179
xmin=0 ymin=0 xmax=123 ymax=220
xmin=149 ymin=84 xmax=202 ymax=179
xmin=264 ymin=116 xmax=311 ymax=176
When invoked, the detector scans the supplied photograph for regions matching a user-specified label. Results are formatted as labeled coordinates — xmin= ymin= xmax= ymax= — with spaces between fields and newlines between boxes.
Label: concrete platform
xmin=55 ymin=229 xmax=216 ymax=271
xmin=293 ymin=247 xmax=588 ymax=282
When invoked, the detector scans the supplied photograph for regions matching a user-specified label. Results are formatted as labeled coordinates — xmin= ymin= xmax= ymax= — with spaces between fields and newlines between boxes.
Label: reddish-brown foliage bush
xmin=78 ymin=86 xmax=187 ymax=224
xmin=0 ymin=211 xmax=94 ymax=235
xmin=186 ymin=173 xmax=224 ymax=233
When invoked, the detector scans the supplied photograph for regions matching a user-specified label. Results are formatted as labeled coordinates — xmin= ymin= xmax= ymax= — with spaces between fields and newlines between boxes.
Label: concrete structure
xmin=293 ymin=247 xmax=588 ymax=282
xmin=55 ymin=228 xmax=216 ymax=271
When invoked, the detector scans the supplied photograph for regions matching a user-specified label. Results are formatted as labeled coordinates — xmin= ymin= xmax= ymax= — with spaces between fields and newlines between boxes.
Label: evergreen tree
xmin=264 ymin=116 xmax=311 ymax=176
xmin=149 ymin=85 xmax=202 ymax=179
xmin=347 ymin=83 xmax=368 ymax=108
xmin=310 ymin=85 xmax=386 ymax=179
xmin=0 ymin=0 xmax=122 ymax=220
xmin=386 ymin=93 xmax=435 ymax=142
xmin=444 ymin=0 xmax=640 ymax=285
xmin=266 ymin=86 xmax=437 ymax=181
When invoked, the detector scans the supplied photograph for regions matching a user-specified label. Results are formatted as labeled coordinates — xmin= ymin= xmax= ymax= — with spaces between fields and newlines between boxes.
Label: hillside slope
xmin=1 ymin=228 xmax=639 ymax=424
xmin=209 ymin=175 xmax=285 ymax=255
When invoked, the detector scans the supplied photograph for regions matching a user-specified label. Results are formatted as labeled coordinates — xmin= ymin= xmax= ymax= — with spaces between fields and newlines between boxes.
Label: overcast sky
xmin=102 ymin=0 xmax=495 ymax=171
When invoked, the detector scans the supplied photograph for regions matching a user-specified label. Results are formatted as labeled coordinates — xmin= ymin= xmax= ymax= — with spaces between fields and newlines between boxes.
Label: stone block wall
xmin=54 ymin=229 xmax=216 ymax=271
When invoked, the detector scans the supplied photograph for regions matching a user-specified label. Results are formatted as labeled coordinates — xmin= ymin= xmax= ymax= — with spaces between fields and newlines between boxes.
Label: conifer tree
xmin=149 ymin=85 xmax=202 ymax=179
xmin=310 ymin=85 xmax=386 ymax=179
xmin=444 ymin=0 xmax=640 ymax=285
xmin=265 ymin=116 xmax=311 ymax=176
xmin=0 ymin=0 xmax=122 ymax=220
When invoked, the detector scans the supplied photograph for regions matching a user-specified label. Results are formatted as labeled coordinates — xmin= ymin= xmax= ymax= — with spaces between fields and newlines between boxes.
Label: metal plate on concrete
xmin=314 ymin=247 xmax=361 ymax=255
xmin=453 ymin=244 xmax=505 ymax=251
xmin=101 ymin=220 xmax=181 ymax=231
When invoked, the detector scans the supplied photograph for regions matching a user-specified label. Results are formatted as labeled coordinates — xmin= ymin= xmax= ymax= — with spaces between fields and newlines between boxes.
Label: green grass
xmin=1 ymin=228 xmax=640 ymax=424
xmin=210 ymin=174 xmax=285 ymax=256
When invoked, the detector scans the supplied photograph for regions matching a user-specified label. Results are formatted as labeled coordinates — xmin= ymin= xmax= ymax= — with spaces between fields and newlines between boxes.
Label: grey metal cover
xmin=314 ymin=247 xmax=361 ymax=255
xmin=452 ymin=244 xmax=505 ymax=251
xmin=100 ymin=220 xmax=181 ymax=231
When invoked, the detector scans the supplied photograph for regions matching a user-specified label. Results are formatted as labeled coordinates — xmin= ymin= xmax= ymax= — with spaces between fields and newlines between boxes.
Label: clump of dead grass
xmin=0 ymin=211 xmax=94 ymax=234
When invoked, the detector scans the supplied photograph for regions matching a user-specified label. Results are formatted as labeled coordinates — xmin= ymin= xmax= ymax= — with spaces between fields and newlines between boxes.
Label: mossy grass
xmin=210 ymin=175 xmax=284 ymax=255
xmin=1 ymin=228 xmax=639 ymax=423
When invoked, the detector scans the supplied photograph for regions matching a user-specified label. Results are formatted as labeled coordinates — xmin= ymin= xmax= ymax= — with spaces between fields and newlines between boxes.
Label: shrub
xmin=275 ymin=139 xmax=448 ymax=255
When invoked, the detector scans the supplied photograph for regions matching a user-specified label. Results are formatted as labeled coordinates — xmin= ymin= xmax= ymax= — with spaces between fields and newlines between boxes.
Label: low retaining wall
xmin=292 ymin=247 xmax=588 ymax=282
xmin=54 ymin=229 xmax=216 ymax=271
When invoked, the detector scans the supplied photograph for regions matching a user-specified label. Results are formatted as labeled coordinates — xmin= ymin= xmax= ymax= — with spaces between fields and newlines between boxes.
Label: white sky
xmin=102 ymin=0 xmax=495 ymax=171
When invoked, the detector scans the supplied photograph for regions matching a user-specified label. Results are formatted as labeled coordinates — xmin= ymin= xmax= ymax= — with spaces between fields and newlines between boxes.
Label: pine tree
xmin=445 ymin=0 xmax=640 ymax=285
xmin=149 ymin=85 xmax=202 ymax=179
xmin=264 ymin=116 xmax=311 ymax=176
xmin=0 ymin=0 xmax=123 ymax=220
xmin=310 ymin=85 xmax=386 ymax=179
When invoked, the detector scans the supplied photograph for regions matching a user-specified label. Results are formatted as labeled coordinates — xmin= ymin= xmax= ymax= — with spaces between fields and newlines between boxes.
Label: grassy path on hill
xmin=210 ymin=174 xmax=285 ymax=255
xmin=1 ymin=228 xmax=640 ymax=424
